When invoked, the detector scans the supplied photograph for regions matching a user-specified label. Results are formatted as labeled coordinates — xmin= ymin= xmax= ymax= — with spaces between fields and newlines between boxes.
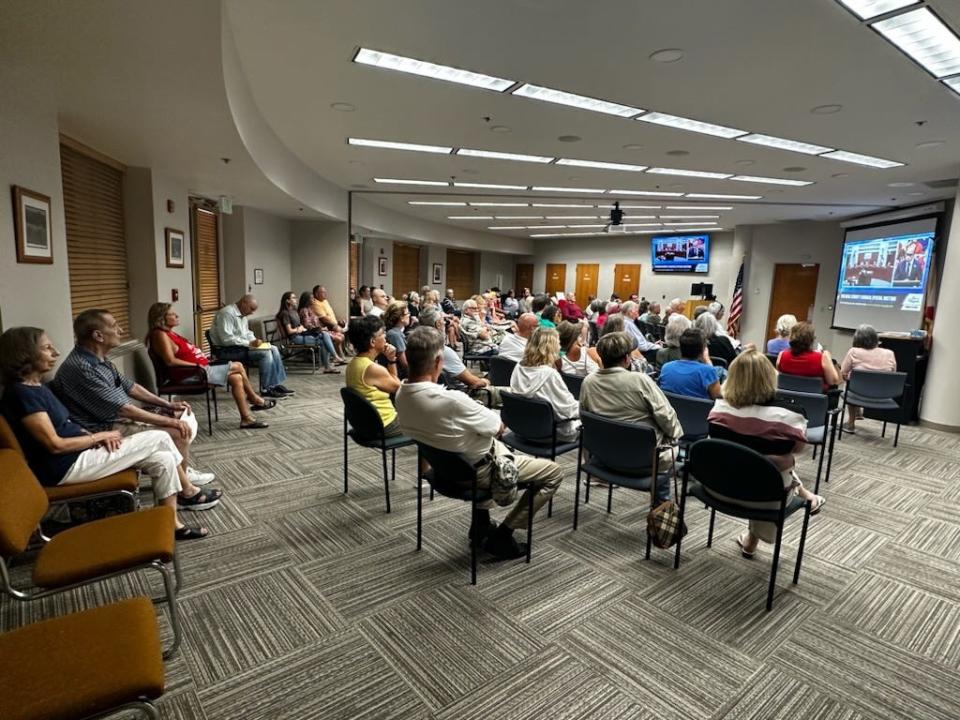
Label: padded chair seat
xmin=687 ymin=481 xmax=806 ymax=523
xmin=43 ymin=470 xmax=139 ymax=504
xmin=805 ymin=426 xmax=826 ymax=445
xmin=32 ymin=506 xmax=176 ymax=588
xmin=347 ymin=429 xmax=416 ymax=450
xmin=501 ymin=431 xmax=579 ymax=458
xmin=158 ymin=380 xmax=210 ymax=394
xmin=423 ymin=469 xmax=493 ymax=503
xmin=0 ymin=597 xmax=164 ymax=720
xmin=582 ymin=458 xmax=667 ymax=491
xmin=845 ymin=391 xmax=899 ymax=410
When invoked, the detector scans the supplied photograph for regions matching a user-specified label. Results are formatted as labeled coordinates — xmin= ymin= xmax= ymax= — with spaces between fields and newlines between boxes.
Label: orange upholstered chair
xmin=0 ymin=597 xmax=165 ymax=720
xmin=0 ymin=449 xmax=183 ymax=659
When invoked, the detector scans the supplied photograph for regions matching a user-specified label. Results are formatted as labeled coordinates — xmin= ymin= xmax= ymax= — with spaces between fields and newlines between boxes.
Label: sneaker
xmin=842 ymin=423 xmax=856 ymax=435
xmin=274 ymin=384 xmax=296 ymax=395
xmin=262 ymin=388 xmax=288 ymax=399
xmin=186 ymin=467 xmax=216 ymax=486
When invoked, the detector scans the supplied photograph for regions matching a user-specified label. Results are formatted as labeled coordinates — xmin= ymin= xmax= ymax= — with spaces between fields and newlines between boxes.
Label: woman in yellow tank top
xmin=345 ymin=315 xmax=403 ymax=437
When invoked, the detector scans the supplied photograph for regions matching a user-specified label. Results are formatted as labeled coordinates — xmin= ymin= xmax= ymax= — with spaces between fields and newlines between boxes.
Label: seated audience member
xmin=600 ymin=313 xmax=649 ymax=373
xmin=384 ymin=300 xmax=411 ymax=377
xmin=531 ymin=293 xmax=552 ymax=319
xmin=407 ymin=291 xmax=421 ymax=321
xmin=209 ymin=294 xmax=294 ymax=398
xmin=664 ymin=297 xmax=685 ymax=323
xmin=640 ymin=302 xmax=662 ymax=325
xmin=358 ymin=285 xmax=373 ymax=315
xmin=367 ymin=288 xmax=389 ymax=317
xmin=561 ymin=292 xmax=585 ymax=322
xmin=659 ymin=329 xmax=722 ymax=400
xmin=499 ymin=312 xmax=538 ymax=362
xmin=767 ymin=314 xmax=797 ymax=354
xmin=539 ymin=304 xmax=560 ymax=329
xmin=695 ymin=312 xmax=737 ymax=366
xmin=420 ymin=307 xmax=498 ymax=404
xmin=595 ymin=301 xmax=613 ymax=330
xmin=460 ymin=299 xmax=501 ymax=355
xmin=520 ymin=288 xmax=533 ymax=313
xmin=147 ymin=302 xmax=273 ymax=429
xmin=502 ymin=289 xmax=520 ymax=317
xmin=840 ymin=324 xmax=897 ymax=434
xmin=442 ymin=288 xmax=459 ymax=316
xmin=656 ymin=314 xmax=691 ymax=367
xmin=707 ymin=348 xmax=824 ymax=557
xmin=693 ymin=305 xmax=710 ymax=319
xmin=709 ymin=301 xmax=740 ymax=347
xmin=396 ymin=326 xmax=563 ymax=559
xmin=621 ymin=301 xmax=661 ymax=352
xmin=345 ymin=316 xmax=402 ymax=437
xmin=557 ymin=320 xmax=600 ymax=376
xmin=776 ymin=321 xmax=841 ymax=391
xmin=349 ymin=287 xmax=362 ymax=317
xmin=509 ymin=327 xmax=581 ymax=442
xmin=297 ymin=292 xmax=340 ymax=370
xmin=277 ymin=292 xmax=339 ymax=374
xmin=50 ymin=309 xmax=221 ymax=504
xmin=0 ymin=327 xmax=212 ymax=539
xmin=310 ymin=285 xmax=348 ymax=361
xmin=580 ymin=332 xmax=682 ymax=500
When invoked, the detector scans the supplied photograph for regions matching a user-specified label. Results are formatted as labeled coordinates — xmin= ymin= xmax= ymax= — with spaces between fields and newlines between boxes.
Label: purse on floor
xmin=646 ymin=446 xmax=688 ymax=549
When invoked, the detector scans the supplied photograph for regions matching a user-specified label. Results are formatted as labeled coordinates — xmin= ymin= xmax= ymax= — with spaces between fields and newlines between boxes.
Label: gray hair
xmin=708 ymin=301 xmax=724 ymax=319
xmin=461 ymin=299 xmax=478 ymax=312
xmin=663 ymin=314 xmax=692 ymax=348
xmin=694 ymin=311 xmax=721 ymax=338
xmin=775 ymin=314 xmax=797 ymax=337
xmin=852 ymin=324 xmax=879 ymax=350
xmin=621 ymin=300 xmax=638 ymax=316
xmin=408 ymin=291 xmax=420 ymax=304
xmin=596 ymin=331 xmax=635 ymax=369
xmin=600 ymin=313 xmax=626 ymax=336
xmin=419 ymin=306 xmax=442 ymax=329
xmin=405 ymin=326 xmax=445 ymax=376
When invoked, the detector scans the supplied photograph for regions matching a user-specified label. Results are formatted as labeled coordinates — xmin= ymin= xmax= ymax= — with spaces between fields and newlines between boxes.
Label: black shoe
xmin=262 ymin=389 xmax=287 ymax=399
xmin=468 ymin=520 xmax=498 ymax=547
xmin=485 ymin=530 xmax=528 ymax=560
xmin=274 ymin=384 xmax=296 ymax=395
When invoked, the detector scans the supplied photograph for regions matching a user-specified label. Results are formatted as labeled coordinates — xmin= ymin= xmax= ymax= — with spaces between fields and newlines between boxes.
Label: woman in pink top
xmin=839 ymin=324 xmax=896 ymax=434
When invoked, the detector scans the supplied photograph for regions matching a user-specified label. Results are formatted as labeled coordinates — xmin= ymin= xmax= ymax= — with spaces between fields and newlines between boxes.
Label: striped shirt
xmin=708 ymin=399 xmax=807 ymax=483
xmin=51 ymin=346 xmax=135 ymax=431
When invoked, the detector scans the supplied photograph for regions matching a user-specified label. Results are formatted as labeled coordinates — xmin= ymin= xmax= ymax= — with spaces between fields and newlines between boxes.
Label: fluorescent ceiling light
xmin=836 ymin=0 xmax=919 ymax=21
xmin=469 ymin=202 xmax=529 ymax=207
xmin=447 ymin=215 xmax=494 ymax=220
xmin=567 ymin=224 xmax=606 ymax=228
xmin=622 ymin=222 xmax=662 ymax=227
xmin=685 ymin=193 xmax=763 ymax=200
xmin=374 ymin=177 xmax=448 ymax=186
xmin=488 ymin=226 xmax=527 ymax=230
xmin=665 ymin=205 xmax=732 ymax=210
xmin=873 ymin=7 xmax=960 ymax=78
xmin=353 ymin=48 xmax=514 ymax=91
xmin=531 ymin=203 xmax=595 ymax=208
xmin=527 ymin=225 xmax=567 ymax=229
xmin=662 ymin=221 xmax=719 ymax=226
xmin=556 ymin=158 xmax=648 ymax=172
xmin=730 ymin=175 xmax=814 ymax=186
xmin=544 ymin=215 xmax=602 ymax=219
xmin=608 ymin=189 xmax=684 ymax=197
xmin=453 ymin=182 xmax=528 ymax=190
xmin=647 ymin=167 xmax=732 ymax=180
xmin=617 ymin=215 xmax=657 ymax=219
xmin=531 ymin=186 xmax=607 ymax=193
xmin=945 ymin=77 xmax=960 ymax=95
xmin=408 ymin=201 xmax=466 ymax=206
xmin=348 ymin=137 xmax=452 ymax=154
xmin=636 ymin=227 xmax=726 ymax=234
xmin=638 ymin=112 xmax=746 ymax=139
xmin=600 ymin=204 xmax=661 ymax=209
xmin=658 ymin=215 xmax=721 ymax=219
xmin=737 ymin=133 xmax=834 ymax=155
xmin=457 ymin=148 xmax=554 ymax=163
xmin=512 ymin=83 xmax=643 ymax=117
xmin=494 ymin=215 xmax=542 ymax=219
xmin=819 ymin=150 xmax=905 ymax=168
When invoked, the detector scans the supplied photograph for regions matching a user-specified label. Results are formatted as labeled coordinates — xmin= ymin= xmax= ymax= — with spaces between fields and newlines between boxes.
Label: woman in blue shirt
xmin=659 ymin=329 xmax=722 ymax=400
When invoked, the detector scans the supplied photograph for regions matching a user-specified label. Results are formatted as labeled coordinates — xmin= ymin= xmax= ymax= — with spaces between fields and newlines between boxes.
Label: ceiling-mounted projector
xmin=604 ymin=201 xmax=624 ymax=233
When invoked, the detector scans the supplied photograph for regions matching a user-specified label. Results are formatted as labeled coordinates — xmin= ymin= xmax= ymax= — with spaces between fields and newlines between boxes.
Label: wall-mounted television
xmin=651 ymin=233 xmax=710 ymax=273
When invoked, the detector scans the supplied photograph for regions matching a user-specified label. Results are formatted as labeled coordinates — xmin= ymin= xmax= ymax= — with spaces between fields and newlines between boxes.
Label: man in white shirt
xmin=498 ymin=313 xmax=538 ymax=361
xmin=368 ymin=288 xmax=389 ymax=317
xmin=420 ymin=306 xmax=500 ymax=406
xmin=621 ymin=301 xmax=661 ymax=353
xmin=396 ymin=326 xmax=563 ymax=559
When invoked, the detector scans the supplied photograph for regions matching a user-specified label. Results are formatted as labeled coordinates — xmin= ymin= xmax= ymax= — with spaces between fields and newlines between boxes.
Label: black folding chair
xmin=777 ymin=373 xmax=822 ymax=394
xmin=340 ymin=388 xmax=415 ymax=513
xmin=765 ymin=352 xmax=780 ymax=366
xmin=777 ymin=389 xmax=836 ymax=491
xmin=264 ymin=318 xmax=318 ymax=374
xmin=663 ymin=391 xmax=713 ymax=456
xmin=206 ymin=329 xmax=261 ymax=391
xmin=709 ymin=356 xmax=728 ymax=369
xmin=147 ymin=348 xmax=219 ymax=436
xmin=458 ymin=328 xmax=495 ymax=367
xmin=488 ymin=355 xmax=517 ymax=387
xmin=674 ymin=439 xmax=813 ymax=611
xmin=561 ymin=372 xmax=584 ymax=400
xmin=839 ymin=370 xmax=908 ymax=446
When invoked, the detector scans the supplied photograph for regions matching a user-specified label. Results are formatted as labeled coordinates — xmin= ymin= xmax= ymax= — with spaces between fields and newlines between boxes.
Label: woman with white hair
xmin=839 ymin=324 xmax=896 ymax=434
xmin=695 ymin=312 xmax=737 ymax=365
xmin=766 ymin=314 xmax=797 ymax=354
xmin=509 ymin=327 xmax=581 ymax=441
xmin=656 ymin=314 xmax=691 ymax=367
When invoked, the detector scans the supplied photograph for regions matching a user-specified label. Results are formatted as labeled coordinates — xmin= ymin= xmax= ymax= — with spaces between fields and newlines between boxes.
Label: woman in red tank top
xmin=776 ymin=321 xmax=841 ymax=391
xmin=147 ymin=303 xmax=274 ymax=429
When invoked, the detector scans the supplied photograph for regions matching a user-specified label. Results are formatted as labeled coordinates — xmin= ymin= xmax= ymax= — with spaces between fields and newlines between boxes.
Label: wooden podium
xmin=682 ymin=298 xmax=707 ymax=319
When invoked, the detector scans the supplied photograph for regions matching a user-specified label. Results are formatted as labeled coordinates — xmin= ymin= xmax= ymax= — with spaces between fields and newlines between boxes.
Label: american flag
xmin=727 ymin=262 xmax=744 ymax=336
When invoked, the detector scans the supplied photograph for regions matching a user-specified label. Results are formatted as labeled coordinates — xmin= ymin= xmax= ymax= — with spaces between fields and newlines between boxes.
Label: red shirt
xmin=561 ymin=301 xmax=584 ymax=322
xmin=162 ymin=329 xmax=209 ymax=366
xmin=777 ymin=349 xmax=825 ymax=388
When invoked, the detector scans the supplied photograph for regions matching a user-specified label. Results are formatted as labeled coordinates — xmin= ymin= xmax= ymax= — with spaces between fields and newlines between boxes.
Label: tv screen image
xmin=652 ymin=234 xmax=709 ymax=273
xmin=837 ymin=232 xmax=933 ymax=312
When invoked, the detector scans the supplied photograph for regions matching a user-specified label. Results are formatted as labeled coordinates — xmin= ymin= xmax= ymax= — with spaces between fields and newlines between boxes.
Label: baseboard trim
xmin=919 ymin=419 xmax=960 ymax=433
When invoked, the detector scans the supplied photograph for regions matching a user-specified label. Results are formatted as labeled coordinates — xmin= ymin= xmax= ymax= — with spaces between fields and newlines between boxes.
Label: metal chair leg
xmin=793 ymin=505 xmax=812 ymax=585
xmin=573 ymin=469 xmax=581 ymax=530
xmin=154 ymin=560 xmax=182 ymax=659
xmin=526 ymin=490 xmax=534 ymax=563
xmin=342 ymin=418 xmax=349 ymax=494
xmin=606 ymin=482 xmax=614 ymax=513
xmin=707 ymin=508 xmax=716 ymax=547
xmin=894 ymin=423 xmax=901 ymax=447
xmin=416 ymin=453 xmax=423 ymax=551
xmin=673 ymin=479 xmax=689 ymax=570
xmin=391 ymin=448 xmax=396 ymax=483
xmin=813 ymin=440 xmax=826 ymax=495
xmin=381 ymin=448 xmax=391 ymax=514
xmin=584 ymin=474 xmax=591 ymax=504
xmin=825 ymin=414 xmax=838 ymax=484
xmin=213 ymin=387 xmax=219 ymax=421
xmin=767 ymin=523 xmax=784 ymax=611
xmin=881 ymin=421 xmax=887 ymax=437
xmin=205 ymin=390 xmax=213 ymax=436
xmin=471 ymin=481 xmax=478 ymax=585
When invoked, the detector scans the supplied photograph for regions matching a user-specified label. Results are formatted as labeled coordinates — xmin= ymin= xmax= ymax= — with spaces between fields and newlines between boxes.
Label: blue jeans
xmin=291 ymin=333 xmax=332 ymax=366
xmin=218 ymin=345 xmax=287 ymax=390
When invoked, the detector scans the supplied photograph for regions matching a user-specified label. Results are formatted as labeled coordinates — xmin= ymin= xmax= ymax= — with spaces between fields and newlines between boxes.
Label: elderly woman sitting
xmin=557 ymin=321 xmax=600 ymax=376
xmin=767 ymin=314 xmax=797 ymax=354
xmin=776 ymin=321 xmax=841 ymax=391
xmin=839 ymin=324 xmax=896 ymax=434
xmin=509 ymin=326 xmax=580 ymax=442
xmin=656 ymin=314 xmax=691 ymax=367
xmin=695 ymin=312 xmax=737 ymax=366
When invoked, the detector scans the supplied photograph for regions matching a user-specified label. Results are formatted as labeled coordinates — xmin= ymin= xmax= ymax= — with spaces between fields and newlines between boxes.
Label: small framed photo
xmin=378 ymin=256 xmax=388 ymax=276
xmin=12 ymin=186 xmax=53 ymax=264
xmin=254 ymin=268 xmax=264 ymax=285
xmin=432 ymin=263 xmax=443 ymax=284
xmin=164 ymin=227 xmax=185 ymax=268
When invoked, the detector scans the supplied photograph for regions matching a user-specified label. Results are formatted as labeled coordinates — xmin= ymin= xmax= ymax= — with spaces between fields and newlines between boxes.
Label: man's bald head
xmin=516 ymin=313 xmax=539 ymax=338
xmin=238 ymin=294 xmax=258 ymax=315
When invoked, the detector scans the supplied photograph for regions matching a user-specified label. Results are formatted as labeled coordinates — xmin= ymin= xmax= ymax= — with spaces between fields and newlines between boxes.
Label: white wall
xmin=240 ymin=206 xmax=292 ymax=313
xmin=221 ymin=209 xmax=247 ymax=303
xmin=151 ymin=170 xmax=194 ymax=338
xmin=423 ymin=244 xmax=447 ymax=295
xmin=123 ymin=167 xmax=160 ymax=340
xmin=480 ymin=252 xmax=516 ymax=293
xmin=290 ymin=220 xmax=350 ymax=320
xmin=362 ymin=237 xmax=394 ymax=296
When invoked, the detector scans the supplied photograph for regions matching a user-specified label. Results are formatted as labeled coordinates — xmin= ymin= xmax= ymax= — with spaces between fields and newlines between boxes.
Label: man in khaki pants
xmin=396 ymin=326 xmax=563 ymax=559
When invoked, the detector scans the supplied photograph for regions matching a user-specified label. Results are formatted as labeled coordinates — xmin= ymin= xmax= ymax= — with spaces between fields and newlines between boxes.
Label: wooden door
xmin=545 ymin=263 xmax=566 ymax=295
xmin=392 ymin=242 xmax=421 ymax=298
xmin=765 ymin=264 xmax=819 ymax=343
xmin=515 ymin=263 xmax=534 ymax=293
xmin=446 ymin=249 xmax=476 ymax=301
xmin=191 ymin=203 xmax=221 ymax=350
xmin=613 ymin=263 xmax=641 ymax=299
xmin=349 ymin=240 xmax=360 ymax=291
xmin=575 ymin=263 xmax=599 ymax=304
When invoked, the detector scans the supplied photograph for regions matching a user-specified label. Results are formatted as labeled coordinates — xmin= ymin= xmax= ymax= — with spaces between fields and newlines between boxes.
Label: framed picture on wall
xmin=254 ymin=268 xmax=264 ymax=285
xmin=165 ymin=227 xmax=185 ymax=268
xmin=378 ymin=256 xmax=388 ymax=276
xmin=432 ymin=263 xmax=442 ymax=284
xmin=12 ymin=185 xmax=53 ymax=264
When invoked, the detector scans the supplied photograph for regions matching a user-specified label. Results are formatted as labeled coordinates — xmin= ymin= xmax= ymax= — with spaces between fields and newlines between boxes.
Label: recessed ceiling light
xmin=461 ymin=168 xmax=479 ymax=174
xmin=887 ymin=181 xmax=916 ymax=187
xmin=647 ymin=167 xmax=732 ymax=179
xmin=820 ymin=150 xmax=904 ymax=168
xmin=374 ymin=177 xmax=448 ymax=186
xmin=567 ymin=176 xmax=581 ymax=181
xmin=915 ymin=140 xmax=946 ymax=149
xmin=457 ymin=148 xmax=554 ymax=163
xmin=640 ymin=112 xmax=746 ymax=139
xmin=353 ymin=48 xmax=515 ymax=91
xmin=488 ymin=226 xmax=527 ymax=230
xmin=531 ymin=203 xmax=595 ymax=208
xmin=665 ymin=206 xmax=732 ymax=210
xmin=494 ymin=215 xmax=542 ymax=219
xmin=531 ymin=186 xmax=607 ymax=193
xmin=669 ymin=184 xmax=686 ymax=189
xmin=512 ymin=83 xmax=644 ymax=117
xmin=872 ymin=7 xmax=960 ymax=79
xmin=453 ymin=182 xmax=528 ymax=190
xmin=556 ymin=158 xmax=648 ymax=172
xmin=557 ymin=135 xmax=582 ymax=142
xmin=738 ymin=133 xmax=834 ymax=155
xmin=408 ymin=201 xmax=466 ymax=206
xmin=907 ymin=191 xmax=926 ymax=196
xmin=686 ymin=193 xmax=763 ymax=200
xmin=330 ymin=102 xmax=356 ymax=112
xmin=832 ymin=173 xmax=851 ymax=178
xmin=782 ymin=166 xmax=807 ymax=172
xmin=490 ymin=125 xmax=512 ymax=133
xmin=659 ymin=215 xmax=721 ymax=219
xmin=348 ymin=160 xmax=365 ymax=166
xmin=730 ymin=175 xmax=814 ymax=186
xmin=649 ymin=48 xmax=685 ymax=63
xmin=447 ymin=215 xmax=494 ymax=220
xmin=735 ymin=160 xmax=755 ymax=167
xmin=622 ymin=144 xmax=644 ymax=151
xmin=470 ymin=202 xmax=529 ymax=207
xmin=608 ymin=189 xmax=685 ymax=197
xmin=348 ymin=137 xmax=453 ymax=154
xmin=810 ymin=104 xmax=843 ymax=114
xmin=835 ymin=0 xmax=918 ymax=21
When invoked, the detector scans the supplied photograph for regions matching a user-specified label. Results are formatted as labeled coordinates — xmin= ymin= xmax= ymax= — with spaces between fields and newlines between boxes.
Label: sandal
xmin=240 ymin=420 xmax=269 ymax=429
xmin=810 ymin=495 xmax=826 ymax=516
xmin=175 ymin=526 xmax=209 ymax=541
xmin=323 ymin=367 xmax=341 ymax=374
xmin=736 ymin=532 xmax=756 ymax=559
xmin=250 ymin=399 xmax=277 ymax=411
xmin=178 ymin=488 xmax=222 ymax=511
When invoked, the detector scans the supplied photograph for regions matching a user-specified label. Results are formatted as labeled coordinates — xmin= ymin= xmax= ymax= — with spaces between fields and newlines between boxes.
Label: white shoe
xmin=187 ymin=467 xmax=216 ymax=486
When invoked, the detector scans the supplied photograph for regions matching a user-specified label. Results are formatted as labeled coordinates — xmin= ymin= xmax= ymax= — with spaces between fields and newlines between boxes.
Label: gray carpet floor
xmin=4 ymin=366 xmax=960 ymax=719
